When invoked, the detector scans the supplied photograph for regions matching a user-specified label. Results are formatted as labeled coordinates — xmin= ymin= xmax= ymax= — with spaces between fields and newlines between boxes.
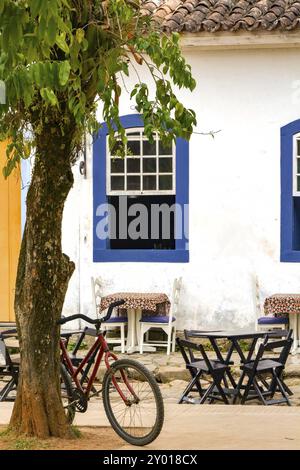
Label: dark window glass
xmin=127 ymin=158 xmax=140 ymax=173
xmin=111 ymin=158 xmax=124 ymax=173
xmin=143 ymin=140 xmax=156 ymax=155
xmin=297 ymin=140 xmax=300 ymax=156
xmin=127 ymin=175 xmax=140 ymax=190
xmin=127 ymin=131 xmax=140 ymax=136
xmin=159 ymin=175 xmax=173 ymax=190
xmin=143 ymin=158 xmax=156 ymax=173
xmin=159 ymin=141 xmax=172 ymax=155
xmin=127 ymin=140 xmax=140 ymax=155
xmin=111 ymin=176 xmax=124 ymax=191
xmin=108 ymin=195 xmax=175 ymax=250
xmin=159 ymin=158 xmax=173 ymax=173
xmin=297 ymin=158 xmax=300 ymax=174
xmin=143 ymin=175 xmax=156 ymax=191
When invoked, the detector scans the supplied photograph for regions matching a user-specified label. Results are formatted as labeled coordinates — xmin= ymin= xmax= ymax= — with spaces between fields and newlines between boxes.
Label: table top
xmin=264 ymin=293 xmax=300 ymax=315
xmin=186 ymin=329 xmax=283 ymax=340
xmin=100 ymin=292 xmax=170 ymax=312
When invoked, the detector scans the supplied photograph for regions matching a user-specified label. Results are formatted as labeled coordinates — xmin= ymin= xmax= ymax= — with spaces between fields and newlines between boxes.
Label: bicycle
xmin=58 ymin=300 xmax=164 ymax=446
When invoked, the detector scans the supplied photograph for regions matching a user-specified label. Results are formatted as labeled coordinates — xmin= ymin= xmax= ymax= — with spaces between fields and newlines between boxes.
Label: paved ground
xmin=1 ymin=400 xmax=299 ymax=450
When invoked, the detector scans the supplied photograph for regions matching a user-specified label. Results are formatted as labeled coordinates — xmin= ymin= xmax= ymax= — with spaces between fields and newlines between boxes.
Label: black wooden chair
xmin=235 ymin=330 xmax=293 ymax=406
xmin=176 ymin=337 xmax=231 ymax=404
xmin=0 ymin=329 xmax=19 ymax=402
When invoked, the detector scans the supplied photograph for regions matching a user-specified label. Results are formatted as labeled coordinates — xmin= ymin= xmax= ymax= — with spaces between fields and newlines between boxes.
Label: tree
xmin=0 ymin=0 xmax=196 ymax=438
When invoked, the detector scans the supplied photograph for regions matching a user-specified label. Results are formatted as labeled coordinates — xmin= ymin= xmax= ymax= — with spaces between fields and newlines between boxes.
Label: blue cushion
xmin=104 ymin=317 xmax=127 ymax=323
xmin=258 ymin=316 xmax=288 ymax=325
xmin=140 ymin=316 xmax=176 ymax=323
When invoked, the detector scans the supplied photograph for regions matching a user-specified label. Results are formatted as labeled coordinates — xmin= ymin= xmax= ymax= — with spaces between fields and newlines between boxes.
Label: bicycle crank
xmin=71 ymin=388 xmax=88 ymax=412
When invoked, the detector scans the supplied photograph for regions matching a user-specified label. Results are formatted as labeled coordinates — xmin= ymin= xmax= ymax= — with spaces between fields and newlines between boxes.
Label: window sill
xmin=281 ymin=250 xmax=300 ymax=262
xmin=93 ymin=249 xmax=189 ymax=263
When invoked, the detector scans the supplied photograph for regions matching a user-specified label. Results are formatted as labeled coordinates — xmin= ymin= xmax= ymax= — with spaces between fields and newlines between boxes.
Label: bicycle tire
xmin=102 ymin=359 xmax=164 ymax=446
xmin=60 ymin=364 xmax=76 ymax=424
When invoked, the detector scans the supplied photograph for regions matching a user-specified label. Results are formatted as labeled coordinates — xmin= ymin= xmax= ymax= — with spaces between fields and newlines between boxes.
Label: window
xmin=107 ymin=129 xmax=175 ymax=195
xmin=281 ymin=119 xmax=300 ymax=261
xmin=93 ymin=114 xmax=189 ymax=262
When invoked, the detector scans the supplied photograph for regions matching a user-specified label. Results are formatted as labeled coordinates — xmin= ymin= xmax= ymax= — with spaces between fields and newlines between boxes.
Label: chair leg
xmin=252 ymin=377 xmax=268 ymax=405
xmin=199 ymin=382 xmax=216 ymax=404
xmin=139 ymin=324 xmax=145 ymax=354
xmin=167 ymin=328 xmax=172 ymax=356
xmin=172 ymin=326 xmax=176 ymax=353
xmin=178 ymin=374 xmax=201 ymax=404
xmin=273 ymin=371 xmax=292 ymax=406
xmin=120 ymin=324 xmax=125 ymax=354
xmin=241 ymin=373 xmax=255 ymax=404
xmin=213 ymin=374 xmax=229 ymax=404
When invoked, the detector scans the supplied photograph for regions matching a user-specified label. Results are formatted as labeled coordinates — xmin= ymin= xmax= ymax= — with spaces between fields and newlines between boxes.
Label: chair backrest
xmin=254 ymin=329 xmax=293 ymax=369
xmin=176 ymin=337 xmax=215 ymax=375
xmin=169 ymin=277 xmax=182 ymax=324
xmin=91 ymin=277 xmax=104 ymax=317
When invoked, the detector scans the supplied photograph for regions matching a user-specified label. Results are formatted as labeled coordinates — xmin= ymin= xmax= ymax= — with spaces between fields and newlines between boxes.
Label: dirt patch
xmin=0 ymin=426 xmax=124 ymax=450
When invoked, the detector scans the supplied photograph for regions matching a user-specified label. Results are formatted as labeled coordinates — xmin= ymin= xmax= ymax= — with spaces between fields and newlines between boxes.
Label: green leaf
xmin=59 ymin=61 xmax=71 ymax=86
xmin=47 ymin=16 xmax=57 ymax=46
xmin=30 ymin=0 xmax=44 ymax=18
xmin=40 ymin=87 xmax=58 ymax=106
xmin=56 ymin=35 xmax=69 ymax=54
xmin=76 ymin=28 xmax=85 ymax=44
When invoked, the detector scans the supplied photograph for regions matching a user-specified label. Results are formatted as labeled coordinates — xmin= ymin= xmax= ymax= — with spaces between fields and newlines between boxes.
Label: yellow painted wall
xmin=0 ymin=141 xmax=21 ymax=322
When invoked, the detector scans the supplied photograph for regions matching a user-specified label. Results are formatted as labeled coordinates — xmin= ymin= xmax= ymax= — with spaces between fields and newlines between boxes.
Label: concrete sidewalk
xmin=1 ymin=401 xmax=300 ymax=450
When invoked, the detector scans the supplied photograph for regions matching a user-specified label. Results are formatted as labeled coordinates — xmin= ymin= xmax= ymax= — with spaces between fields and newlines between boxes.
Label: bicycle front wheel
xmin=102 ymin=359 xmax=164 ymax=446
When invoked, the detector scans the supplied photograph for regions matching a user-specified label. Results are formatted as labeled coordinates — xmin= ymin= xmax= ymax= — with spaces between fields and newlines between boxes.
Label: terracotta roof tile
xmin=141 ymin=0 xmax=300 ymax=32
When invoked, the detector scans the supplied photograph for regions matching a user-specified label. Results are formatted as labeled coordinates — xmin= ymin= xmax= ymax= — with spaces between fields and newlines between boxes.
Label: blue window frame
xmin=93 ymin=114 xmax=189 ymax=262
xmin=281 ymin=118 xmax=300 ymax=262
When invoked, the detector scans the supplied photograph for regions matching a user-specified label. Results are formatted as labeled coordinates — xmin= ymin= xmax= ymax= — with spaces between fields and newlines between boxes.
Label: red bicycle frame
xmin=60 ymin=332 xmax=138 ymax=403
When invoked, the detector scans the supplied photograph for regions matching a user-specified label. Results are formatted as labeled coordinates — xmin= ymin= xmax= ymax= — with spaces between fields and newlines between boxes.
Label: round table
xmin=100 ymin=292 xmax=170 ymax=354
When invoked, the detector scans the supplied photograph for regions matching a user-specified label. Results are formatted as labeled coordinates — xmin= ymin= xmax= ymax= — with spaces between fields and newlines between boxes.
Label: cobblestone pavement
xmin=1 ymin=351 xmax=300 ymax=407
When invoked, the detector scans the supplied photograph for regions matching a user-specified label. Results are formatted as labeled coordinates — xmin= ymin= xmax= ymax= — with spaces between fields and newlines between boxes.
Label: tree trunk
xmin=9 ymin=127 xmax=76 ymax=438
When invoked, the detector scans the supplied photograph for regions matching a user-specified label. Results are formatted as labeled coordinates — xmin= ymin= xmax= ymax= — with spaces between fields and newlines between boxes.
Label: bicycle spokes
xmin=104 ymin=362 xmax=161 ymax=440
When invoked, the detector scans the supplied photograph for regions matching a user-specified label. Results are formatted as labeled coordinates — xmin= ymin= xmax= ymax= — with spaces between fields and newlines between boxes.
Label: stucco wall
xmin=62 ymin=47 xmax=300 ymax=330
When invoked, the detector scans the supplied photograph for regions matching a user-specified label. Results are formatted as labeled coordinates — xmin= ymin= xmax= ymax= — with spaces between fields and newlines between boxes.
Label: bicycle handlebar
xmin=57 ymin=300 xmax=126 ymax=326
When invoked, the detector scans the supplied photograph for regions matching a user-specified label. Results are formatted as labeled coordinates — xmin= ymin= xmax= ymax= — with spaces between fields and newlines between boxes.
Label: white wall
xmin=62 ymin=47 xmax=300 ymax=330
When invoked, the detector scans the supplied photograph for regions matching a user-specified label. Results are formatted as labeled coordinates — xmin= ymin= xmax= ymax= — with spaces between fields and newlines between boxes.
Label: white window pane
xmin=159 ymin=175 xmax=172 ymax=191
xmin=111 ymin=158 xmax=124 ymax=173
xmin=143 ymin=175 xmax=156 ymax=191
xmin=127 ymin=140 xmax=140 ymax=155
xmin=111 ymin=176 xmax=124 ymax=191
xmin=159 ymin=157 xmax=173 ymax=173
xmin=127 ymin=158 xmax=140 ymax=173
xmin=127 ymin=175 xmax=140 ymax=191
xmin=143 ymin=140 xmax=156 ymax=156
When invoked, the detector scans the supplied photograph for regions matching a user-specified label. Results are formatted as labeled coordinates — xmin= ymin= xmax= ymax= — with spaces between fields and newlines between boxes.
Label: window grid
xmin=107 ymin=129 xmax=176 ymax=195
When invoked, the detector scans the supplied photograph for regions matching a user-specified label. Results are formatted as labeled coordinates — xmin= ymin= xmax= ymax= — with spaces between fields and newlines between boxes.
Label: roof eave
xmin=179 ymin=30 xmax=300 ymax=50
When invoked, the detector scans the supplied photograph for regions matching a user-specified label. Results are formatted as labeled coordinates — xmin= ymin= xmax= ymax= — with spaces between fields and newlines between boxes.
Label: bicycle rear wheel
xmin=102 ymin=359 xmax=164 ymax=446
